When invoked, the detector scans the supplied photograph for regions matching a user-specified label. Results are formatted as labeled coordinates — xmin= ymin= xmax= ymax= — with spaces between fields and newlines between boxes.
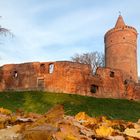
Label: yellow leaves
xmin=75 ymin=112 xmax=98 ymax=125
xmin=44 ymin=104 xmax=64 ymax=124
xmin=124 ymin=128 xmax=140 ymax=139
xmin=95 ymin=126 xmax=114 ymax=137
xmin=75 ymin=112 xmax=89 ymax=121
xmin=64 ymin=135 xmax=77 ymax=140
xmin=54 ymin=123 xmax=80 ymax=140
xmin=0 ymin=106 xmax=140 ymax=139
xmin=0 ymin=124 xmax=22 ymax=140
xmin=24 ymin=125 xmax=58 ymax=140
xmin=0 ymin=108 xmax=13 ymax=129
xmin=0 ymin=122 xmax=5 ymax=129
xmin=30 ymin=105 xmax=64 ymax=128
xmin=126 ymin=137 xmax=135 ymax=140
xmin=55 ymin=132 xmax=78 ymax=140
xmin=10 ymin=116 xmax=17 ymax=123
xmin=0 ymin=107 xmax=12 ymax=115
xmin=75 ymin=112 xmax=115 ymax=138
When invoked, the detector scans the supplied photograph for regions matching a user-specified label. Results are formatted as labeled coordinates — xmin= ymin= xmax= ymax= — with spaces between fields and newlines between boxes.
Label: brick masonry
xmin=105 ymin=15 xmax=138 ymax=82
xmin=0 ymin=15 xmax=139 ymax=100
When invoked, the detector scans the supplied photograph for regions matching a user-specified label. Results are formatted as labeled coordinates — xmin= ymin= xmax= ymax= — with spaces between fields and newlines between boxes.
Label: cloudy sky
xmin=0 ymin=0 xmax=140 ymax=75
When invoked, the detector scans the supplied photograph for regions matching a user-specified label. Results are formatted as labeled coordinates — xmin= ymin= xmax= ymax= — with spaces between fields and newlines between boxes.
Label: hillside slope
xmin=0 ymin=91 xmax=140 ymax=121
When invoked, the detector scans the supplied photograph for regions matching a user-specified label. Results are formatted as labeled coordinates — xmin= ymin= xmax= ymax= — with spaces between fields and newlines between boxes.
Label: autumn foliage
xmin=0 ymin=105 xmax=140 ymax=139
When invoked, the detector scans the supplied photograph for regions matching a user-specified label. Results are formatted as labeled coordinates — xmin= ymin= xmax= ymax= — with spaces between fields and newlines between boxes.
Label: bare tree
xmin=0 ymin=16 xmax=12 ymax=36
xmin=71 ymin=51 xmax=105 ymax=74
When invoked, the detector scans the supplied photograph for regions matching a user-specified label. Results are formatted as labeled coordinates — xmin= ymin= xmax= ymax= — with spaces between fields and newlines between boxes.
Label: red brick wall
xmin=0 ymin=61 xmax=139 ymax=100
xmin=90 ymin=67 xmax=126 ymax=98
xmin=0 ymin=61 xmax=92 ymax=95
xmin=105 ymin=26 xmax=138 ymax=83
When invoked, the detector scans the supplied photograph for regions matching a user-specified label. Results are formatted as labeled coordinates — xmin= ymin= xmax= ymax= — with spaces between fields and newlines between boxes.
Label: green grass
xmin=0 ymin=91 xmax=140 ymax=122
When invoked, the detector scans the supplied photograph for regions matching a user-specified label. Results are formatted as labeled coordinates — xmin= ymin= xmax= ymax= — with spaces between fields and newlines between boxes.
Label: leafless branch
xmin=71 ymin=51 xmax=105 ymax=74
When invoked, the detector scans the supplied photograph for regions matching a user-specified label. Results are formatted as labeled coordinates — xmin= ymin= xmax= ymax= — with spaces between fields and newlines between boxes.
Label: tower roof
xmin=115 ymin=15 xmax=125 ymax=28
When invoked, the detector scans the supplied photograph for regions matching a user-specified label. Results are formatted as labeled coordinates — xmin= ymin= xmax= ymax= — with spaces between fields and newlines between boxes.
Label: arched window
xmin=49 ymin=64 xmax=54 ymax=74
xmin=40 ymin=63 xmax=45 ymax=73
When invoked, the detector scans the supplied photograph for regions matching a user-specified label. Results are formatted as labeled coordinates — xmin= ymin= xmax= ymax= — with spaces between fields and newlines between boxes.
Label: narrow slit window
xmin=49 ymin=64 xmax=54 ymax=74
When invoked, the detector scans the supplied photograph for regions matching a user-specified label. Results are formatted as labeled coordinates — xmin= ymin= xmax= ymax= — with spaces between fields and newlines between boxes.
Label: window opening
xmin=110 ymin=71 xmax=114 ymax=78
xmin=90 ymin=85 xmax=98 ymax=93
xmin=124 ymin=80 xmax=128 ymax=85
xmin=13 ymin=71 xmax=18 ymax=78
xmin=49 ymin=64 xmax=54 ymax=74
xmin=40 ymin=63 xmax=45 ymax=73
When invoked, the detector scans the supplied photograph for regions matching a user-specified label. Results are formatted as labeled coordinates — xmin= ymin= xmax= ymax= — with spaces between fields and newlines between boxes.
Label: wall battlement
xmin=105 ymin=15 xmax=138 ymax=83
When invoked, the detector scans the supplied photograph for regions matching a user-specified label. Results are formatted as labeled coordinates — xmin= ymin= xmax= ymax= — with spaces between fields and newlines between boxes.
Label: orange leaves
xmin=75 ymin=112 xmax=140 ymax=139
xmin=75 ymin=112 xmax=98 ymax=125
xmin=0 ymin=106 xmax=140 ymax=139
xmin=0 ymin=107 xmax=12 ymax=115
xmin=95 ymin=126 xmax=114 ymax=137
xmin=54 ymin=123 xmax=80 ymax=140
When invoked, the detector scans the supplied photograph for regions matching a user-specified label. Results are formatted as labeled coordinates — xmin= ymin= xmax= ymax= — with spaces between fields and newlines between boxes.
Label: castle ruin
xmin=0 ymin=15 xmax=140 ymax=100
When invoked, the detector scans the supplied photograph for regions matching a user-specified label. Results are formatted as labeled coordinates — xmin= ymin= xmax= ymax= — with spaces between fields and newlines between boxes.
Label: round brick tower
xmin=104 ymin=15 xmax=138 ymax=82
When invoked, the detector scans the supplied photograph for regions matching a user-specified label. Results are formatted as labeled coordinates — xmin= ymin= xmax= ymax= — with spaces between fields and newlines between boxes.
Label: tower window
xmin=90 ymin=85 xmax=98 ymax=93
xmin=110 ymin=71 xmax=114 ymax=78
xmin=49 ymin=64 xmax=54 ymax=74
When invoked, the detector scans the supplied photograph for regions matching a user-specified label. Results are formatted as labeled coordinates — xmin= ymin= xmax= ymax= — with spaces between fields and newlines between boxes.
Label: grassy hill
xmin=0 ymin=91 xmax=140 ymax=122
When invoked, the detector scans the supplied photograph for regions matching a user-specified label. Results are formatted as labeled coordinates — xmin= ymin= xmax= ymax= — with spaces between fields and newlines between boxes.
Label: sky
xmin=0 ymin=0 xmax=140 ymax=75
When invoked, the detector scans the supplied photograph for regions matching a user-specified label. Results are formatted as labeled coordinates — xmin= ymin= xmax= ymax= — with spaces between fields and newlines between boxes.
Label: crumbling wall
xmin=0 ymin=63 xmax=40 ymax=91
xmin=89 ymin=67 xmax=126 ymax=98
xmin=0 ymin=61 xmax=139 ymax=100
xmin=0 ymin=61 xmax=92 ymax=95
